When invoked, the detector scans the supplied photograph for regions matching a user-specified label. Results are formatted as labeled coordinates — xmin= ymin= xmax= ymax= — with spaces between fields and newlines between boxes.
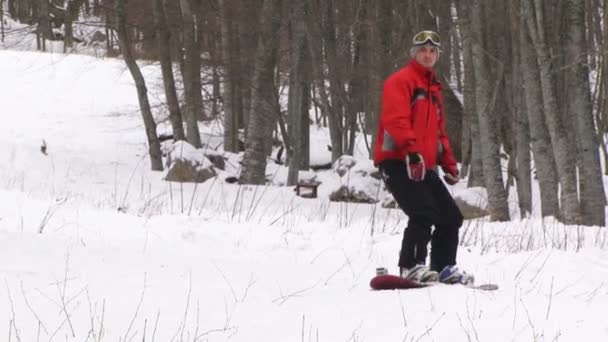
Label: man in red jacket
xmin=374 ymin=30 xmax=472 ymax=284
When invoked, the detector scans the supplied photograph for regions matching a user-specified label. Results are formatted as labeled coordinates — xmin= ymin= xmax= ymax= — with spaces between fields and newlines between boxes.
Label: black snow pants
xmin=378 ymin=159 xmax=464 ymax=272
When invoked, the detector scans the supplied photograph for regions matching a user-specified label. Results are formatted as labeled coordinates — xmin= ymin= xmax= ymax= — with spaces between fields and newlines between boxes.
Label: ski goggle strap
xmin=412 ymin=30 xmax=441 ymax=47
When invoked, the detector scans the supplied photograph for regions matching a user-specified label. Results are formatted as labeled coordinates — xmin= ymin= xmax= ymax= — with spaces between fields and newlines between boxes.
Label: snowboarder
xmin=374 ymin=30 xmax=473 ymax=285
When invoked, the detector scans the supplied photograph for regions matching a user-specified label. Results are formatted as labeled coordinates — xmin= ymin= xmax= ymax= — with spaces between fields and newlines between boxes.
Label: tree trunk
xmin=519 ymin=7 xmax=560 ymax=218
xmin=368 ymin=0 xmax=392 ymax=158
xmin=153 ymin=0 xmax=185 ymax=141
xmin=441 ymin=79 xmax=464 ymax=162
xmin=92 ymin=0 xmax=100 ymax=16
xmin=64 ymin=0 xmax=85 ymax=51
xmin=1 ymin=0 xmax=5 ymax=43
xmin=287 ymin=2 xmax=310 ymax=186
xmin=220 ymin=0 xmax=239 ymax=152
xmin=115 ymin=0 xmax=163 ymax=171
xmin=163 ymin=0 xmax=183 ymax=71
xmin=456 ymin=0 xmax=483 ymax=186
xmin=305 ymin=0 xmax=342 ymax=162
xmin=566 ymin=0 xmax=606 ymax=226
xmin=601 ymin=0 xmax=608 ymax=175
xmin=239 ymin=0 xmax=282 ymax=185
xmin=523 ymin=0 xmax=582 ymax=224
xmin=38 ymin=0 xmax=51 ymax=50
xmin=7 ymin=0 xmax=14 ymax=19
xmin=322 ymin=1 xmax=344 ymax=161
xmin=180 ymin=0 xmax=203 ymax=147
xmin=470 ymin=0 xmax=510 ymax=221
xmin=236 ymin=0 xmax=260 ymax=134
xmin=509 ymin=0 xmax=532 ymax=218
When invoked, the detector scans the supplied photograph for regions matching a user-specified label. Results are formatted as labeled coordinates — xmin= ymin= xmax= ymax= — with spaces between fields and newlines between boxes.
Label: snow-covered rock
xmin=328 ymin=157 xmax=383 ymax=203
xmin=163 ymin=141 xmax=217 ymax=183
xmin=332 ymin=155 xmax=357 ymax=177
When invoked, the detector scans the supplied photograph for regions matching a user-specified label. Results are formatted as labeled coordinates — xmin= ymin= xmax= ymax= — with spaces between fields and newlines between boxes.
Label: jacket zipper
xmin=426 ymin=74 xmax=431 ymax=130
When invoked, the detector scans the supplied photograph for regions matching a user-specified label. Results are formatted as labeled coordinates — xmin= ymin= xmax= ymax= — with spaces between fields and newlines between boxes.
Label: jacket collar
xmin=409 ymin=59 xmax=437 ymax=83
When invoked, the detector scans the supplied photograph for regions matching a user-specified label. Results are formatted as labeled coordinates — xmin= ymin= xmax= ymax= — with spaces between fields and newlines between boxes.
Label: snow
xmin=1 ymin=49 xmax=608 ymax=341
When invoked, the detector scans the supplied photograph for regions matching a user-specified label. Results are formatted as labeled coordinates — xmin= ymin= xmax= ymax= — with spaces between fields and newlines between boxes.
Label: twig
xmin=19 ymin=281 xmax=49 ymax=335
xmin=414 ymin=312 xmax=445 ymax=342
xmin=197 ymin=175 xmax=218 ymax=216
xmin=5 ymin=280 xmax=21 ymax=342
xmin=212 ymin=262 xmax=238 ymax=303
xmin=272 ymin=279 xmax=321 ymax=305
xmin=151 ymin=310 xmax=160 ymax=342
xmin=54 ymin=252 xmax=76 ymax=338
xmin=514 ymin=249 xmax=543 ymax=280
xmin=465 ymin=297 xmax=481 ymax=342
xmin=85 ymin=289 xmax=96 ymax=342
xmin=324 ymin=259 xmax=350 ymax=285
xmin=38 ymin=197 xmax=67 ymax=234
xmin=141 ymin=318 xmax=147 ymax=342
xmin=192 ymin=301 xmax=200 ymax=342
xmin=397 ymin=292 xmax=407 ymax=327
xmin=97 ymin=299 xmax=105 ymax=342
xmin=546 ymin=277 xmax=554 ymax=320
xmin=457 ymin=314 xmax=473 ymax=342
xmin=239 ymin=275 xmax=257 ymax=302
xmin=530 ymin=250 xmax=553 ymax=283
xmin=520 ymin=297 xmax=539 ymax=341
xmin=179 ymin=270 xmax=193 ymax=341
xmin=54 ymin=283 xmax=75 ymax=338
xmin=124 ymin=274 xmax=147 ymax=341
xmin=301 ymin=315 xmax=305 ymax=342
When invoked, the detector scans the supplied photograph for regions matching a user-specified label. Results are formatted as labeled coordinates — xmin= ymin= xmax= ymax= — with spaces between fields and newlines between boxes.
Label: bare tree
xmin=115 ymin=0 xmax=163 ymax=171
xmin=239 ymin=0 xmax=282 ymax=184
xmin=38 ymin=0 xmax=51 ymax=50
xmin=565 ymin=0 xmax=606 ymax=225
xmin=523 ymin=0 xmax=582 ymax=224
xmin=508 ymin=0 xmax=532 ymax=218
xmin=153 ymin=0 xmax=185 ymax=141
xmin=1 ymin=0 xmax=5 ymax=43
xmin=220 ymin=0 xmax=240 ymax=152
xmin=470 ymin=0 xmax=510 ymax=221
xmin=287 ymin=2 xmax=310 ymax=186
xmin=518 ymin=2 xmax=560 ymax=219
xmin=180 ymin=0 xmax=203 ymax=147
xmin=64 ymin=0 xmax=85 ymax=50
xmin=455 ymin=0 xmax=484 ymax=187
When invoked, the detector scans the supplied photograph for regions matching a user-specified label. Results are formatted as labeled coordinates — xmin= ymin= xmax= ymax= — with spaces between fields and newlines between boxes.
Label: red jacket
xmin=374 ymin=59 xmax=457 ymax=175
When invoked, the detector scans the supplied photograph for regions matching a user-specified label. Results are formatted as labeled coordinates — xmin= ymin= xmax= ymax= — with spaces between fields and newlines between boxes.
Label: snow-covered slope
xmin=1 ymin=50 xmax=607 ymax=341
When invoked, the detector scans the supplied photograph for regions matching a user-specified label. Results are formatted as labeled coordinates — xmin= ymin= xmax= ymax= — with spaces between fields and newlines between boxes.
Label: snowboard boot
xmin=438 ymin=265 xmax=475 ymax=285
xmin=400 ymin=264 xmax=439 ymax=283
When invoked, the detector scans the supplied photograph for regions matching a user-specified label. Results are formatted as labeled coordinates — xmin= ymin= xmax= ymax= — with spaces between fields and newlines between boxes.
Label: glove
xmin=443 ymin=167 xmax=459 ymax=185
xmin=406 ymin=153 xmax=425 ymax=181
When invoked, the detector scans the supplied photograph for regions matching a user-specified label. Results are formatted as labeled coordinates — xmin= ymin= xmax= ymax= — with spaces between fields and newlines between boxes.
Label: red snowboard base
xmin=370 ymin=274 xmax=499 ymax=291
xmin=370 ymin=274 xmax=429 ymax=290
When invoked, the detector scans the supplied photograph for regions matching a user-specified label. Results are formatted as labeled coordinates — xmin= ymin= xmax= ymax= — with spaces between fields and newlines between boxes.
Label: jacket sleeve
xmin=380 ymin=76 xmax=417 ymax=151
xmin=437 ymin=93 xmax=458 ymax=175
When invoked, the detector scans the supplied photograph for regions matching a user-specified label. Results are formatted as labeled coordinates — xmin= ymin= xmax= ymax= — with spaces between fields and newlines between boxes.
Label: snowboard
xmin=370 ymin=273 xmax=499 ymax=291
xmin=370 ymin=274 xmax=431 ymax=290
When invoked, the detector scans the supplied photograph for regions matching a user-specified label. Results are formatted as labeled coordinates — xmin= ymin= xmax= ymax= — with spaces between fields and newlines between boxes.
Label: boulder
xmin=164 ymin=141 xmax=217 ymax=183
xmin=329 ymin=185 xmax=378 ymax=204
xmin=332 ymin=155 xmax=357 ymax=177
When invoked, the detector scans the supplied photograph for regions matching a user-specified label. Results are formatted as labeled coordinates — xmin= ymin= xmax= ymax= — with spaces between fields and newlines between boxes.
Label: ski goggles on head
xmin=412 ymin=30 xmax=441 ymax=47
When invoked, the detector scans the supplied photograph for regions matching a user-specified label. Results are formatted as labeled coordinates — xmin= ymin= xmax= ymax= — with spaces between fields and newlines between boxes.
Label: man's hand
xmin=406 ymin=153 xmax=425 ymax=181
xmin=443 ymin=168 xmax=459 ymax=185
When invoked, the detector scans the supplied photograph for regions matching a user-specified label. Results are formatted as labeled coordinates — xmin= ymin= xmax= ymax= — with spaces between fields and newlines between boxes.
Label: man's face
xmin=415 ymin=44 xmax=439 ymax=68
